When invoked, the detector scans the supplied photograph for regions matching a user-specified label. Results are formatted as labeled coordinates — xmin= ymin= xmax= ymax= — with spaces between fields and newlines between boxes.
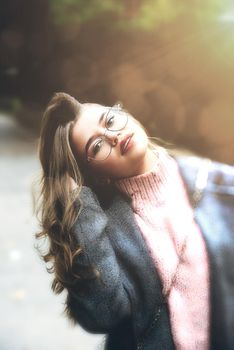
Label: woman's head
xmin=39 ymin=92 xmax=155 ymax=186
xmin=70 ymin=99 xmax=155 ymax=181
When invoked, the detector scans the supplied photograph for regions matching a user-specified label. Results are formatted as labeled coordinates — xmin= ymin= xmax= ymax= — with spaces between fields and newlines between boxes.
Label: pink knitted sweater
xmin=115 ymin=148 xmax=210 ymax=350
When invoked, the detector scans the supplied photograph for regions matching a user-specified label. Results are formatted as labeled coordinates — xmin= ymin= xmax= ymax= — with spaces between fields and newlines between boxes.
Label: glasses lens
xmin=106 ymin=106 xmax=128 ymax=131
xmin=87 ymin=137 xmax=111 ymax=161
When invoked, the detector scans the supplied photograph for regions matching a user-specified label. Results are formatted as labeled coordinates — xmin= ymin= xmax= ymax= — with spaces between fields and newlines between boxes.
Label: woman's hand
xmin=70 ymin=177 xmax=78 ymax=191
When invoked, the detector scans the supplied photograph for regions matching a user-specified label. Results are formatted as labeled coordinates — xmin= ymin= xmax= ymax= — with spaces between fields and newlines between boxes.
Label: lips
xmin=120 ymin=133 xmax=134 ymax=155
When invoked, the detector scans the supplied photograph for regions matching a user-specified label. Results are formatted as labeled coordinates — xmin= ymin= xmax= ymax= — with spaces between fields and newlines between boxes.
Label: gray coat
xmin=66 ymin=156 xmax=234 ymax=350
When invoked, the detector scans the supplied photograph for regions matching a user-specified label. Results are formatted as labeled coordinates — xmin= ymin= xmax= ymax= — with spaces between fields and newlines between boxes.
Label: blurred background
xmin=0 ymin=0 xmax=234 ymax=349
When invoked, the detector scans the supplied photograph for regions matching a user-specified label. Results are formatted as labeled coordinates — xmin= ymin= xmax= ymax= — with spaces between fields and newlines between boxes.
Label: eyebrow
xmin=84 ymin=111 xmax=106 ymax=157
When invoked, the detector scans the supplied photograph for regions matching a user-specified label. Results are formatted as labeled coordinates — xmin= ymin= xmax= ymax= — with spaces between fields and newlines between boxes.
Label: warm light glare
xmin=219 ymin=12 xmax=234 ymax=22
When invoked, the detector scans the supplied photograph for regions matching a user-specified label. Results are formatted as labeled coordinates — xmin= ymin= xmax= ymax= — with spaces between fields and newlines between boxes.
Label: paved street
xmin=0 ymin=113 xmax=104 ymax=350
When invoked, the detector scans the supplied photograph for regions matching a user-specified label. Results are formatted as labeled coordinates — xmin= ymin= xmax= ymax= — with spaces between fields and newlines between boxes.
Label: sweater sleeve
xmin=65 ymin=186 xmax=131 ymax=333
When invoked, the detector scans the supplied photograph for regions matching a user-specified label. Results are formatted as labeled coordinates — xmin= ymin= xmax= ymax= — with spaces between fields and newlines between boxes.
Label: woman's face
xmin=70 ymin=102 xmax=154 ymax=179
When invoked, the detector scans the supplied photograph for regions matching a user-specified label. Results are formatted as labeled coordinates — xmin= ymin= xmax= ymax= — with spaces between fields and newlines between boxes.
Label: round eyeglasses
xmin=86 ymin=103 xmax=128 ymax=162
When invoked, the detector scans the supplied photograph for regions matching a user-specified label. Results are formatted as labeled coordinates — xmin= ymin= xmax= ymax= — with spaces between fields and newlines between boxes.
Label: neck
xmin=134 ymin=147 xmax=159 ymax=176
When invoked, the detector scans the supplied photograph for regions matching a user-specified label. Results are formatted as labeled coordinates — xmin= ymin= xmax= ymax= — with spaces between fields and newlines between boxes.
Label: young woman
xmin=36 ymin=92 xmax=234 ymax=350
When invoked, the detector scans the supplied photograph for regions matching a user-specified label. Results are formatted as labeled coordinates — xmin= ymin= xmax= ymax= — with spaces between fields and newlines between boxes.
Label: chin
xmin=131 ymin=139 xmax=148 ymax=158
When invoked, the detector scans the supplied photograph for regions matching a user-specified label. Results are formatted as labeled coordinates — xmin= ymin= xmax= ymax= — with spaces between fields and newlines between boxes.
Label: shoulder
xmin=73 ymin=185 xmax=134 ymax=234
xmin=174 ymin=154 xmax=234 ymax=194
xmin=77 ymin=183 xmax=131 ymax=211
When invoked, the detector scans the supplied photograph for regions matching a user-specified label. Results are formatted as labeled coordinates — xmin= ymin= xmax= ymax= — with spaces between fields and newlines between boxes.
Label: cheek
xmin=131 ymin=127 xmax=148 ymax=152
xmin=137 ymin=130 xmax=148 ymax=143
xmin=129 ymin=120 xmax=148 ymax=142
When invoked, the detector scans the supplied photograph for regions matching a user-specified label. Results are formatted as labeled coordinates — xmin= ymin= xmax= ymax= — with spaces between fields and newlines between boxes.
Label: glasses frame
xmin=86 ymin=102 xmax=128 ymax=162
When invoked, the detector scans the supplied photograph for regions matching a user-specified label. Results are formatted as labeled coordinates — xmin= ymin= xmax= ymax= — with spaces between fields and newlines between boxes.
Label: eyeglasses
xmin=86 ymin=103 xmax=128 ymax=162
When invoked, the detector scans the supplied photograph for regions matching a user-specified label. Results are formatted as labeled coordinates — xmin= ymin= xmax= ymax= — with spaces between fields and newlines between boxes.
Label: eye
xmin=92 ymin=138 xmax=103 ymax=156
xmin=106 ymin=114 xmax=115 ymax=128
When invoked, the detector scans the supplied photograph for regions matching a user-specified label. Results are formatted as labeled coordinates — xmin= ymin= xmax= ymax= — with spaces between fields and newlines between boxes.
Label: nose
xmin=105 ymin=130 xmax=121 ymax=146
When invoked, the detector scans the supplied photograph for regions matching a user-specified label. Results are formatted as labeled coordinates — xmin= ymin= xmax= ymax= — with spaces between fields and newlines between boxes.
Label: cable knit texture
xmin=115 ymin=148 xmax=210 ymax=350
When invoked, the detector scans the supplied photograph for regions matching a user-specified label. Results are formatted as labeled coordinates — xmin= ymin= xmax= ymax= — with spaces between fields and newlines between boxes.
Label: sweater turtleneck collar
xmin=114 ymin=147 xmax=179 ymax=211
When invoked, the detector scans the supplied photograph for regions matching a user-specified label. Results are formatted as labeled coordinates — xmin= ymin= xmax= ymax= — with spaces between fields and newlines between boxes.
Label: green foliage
xmin=125 ymin=0 xmax=228 ymax=30
xmin=50 ymin=0 xmax=230 ymax=29
xmin=124 ymin=0 xmax=185 ymax=30
xmin=50 ymin=0 xmax=124 ymax=25
xmin=193 ymin=0 xmax=229 ymax=21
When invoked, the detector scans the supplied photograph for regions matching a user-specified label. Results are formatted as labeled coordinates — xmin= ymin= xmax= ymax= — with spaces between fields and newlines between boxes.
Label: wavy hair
xmin=34 ymin=92 xmax=101 ymax=296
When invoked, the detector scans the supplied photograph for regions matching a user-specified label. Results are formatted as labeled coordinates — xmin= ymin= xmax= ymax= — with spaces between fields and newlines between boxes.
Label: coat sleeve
xmin=65 ymin=186 xmax=131 ymax=333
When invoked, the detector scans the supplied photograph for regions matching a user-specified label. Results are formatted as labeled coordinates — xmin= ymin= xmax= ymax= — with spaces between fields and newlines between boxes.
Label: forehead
xmin=71 ymin=103 xmax=107 ymax=157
